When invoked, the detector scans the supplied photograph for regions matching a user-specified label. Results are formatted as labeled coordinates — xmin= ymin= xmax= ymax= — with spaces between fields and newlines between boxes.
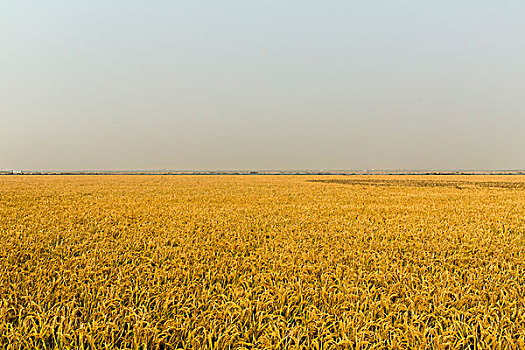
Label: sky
xmin=2 ymin=1 xmax=525 ymax=171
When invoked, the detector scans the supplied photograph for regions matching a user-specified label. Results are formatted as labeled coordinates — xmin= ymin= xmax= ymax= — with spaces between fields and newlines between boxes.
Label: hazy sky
xmin=2 ymin=1 xmax=525 ymax=170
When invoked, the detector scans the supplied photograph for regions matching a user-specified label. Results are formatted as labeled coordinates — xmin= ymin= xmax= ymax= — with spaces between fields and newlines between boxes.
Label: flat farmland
xmin=2 ymin=175 xmax=525 ymax=349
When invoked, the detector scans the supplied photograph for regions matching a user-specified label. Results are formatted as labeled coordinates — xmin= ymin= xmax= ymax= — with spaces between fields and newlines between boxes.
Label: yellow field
xmin=2 ymin=175 xmax=525 ymax=349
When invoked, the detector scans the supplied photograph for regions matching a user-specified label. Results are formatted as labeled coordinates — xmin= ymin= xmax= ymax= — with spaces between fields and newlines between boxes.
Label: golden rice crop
xmin=1 ymin=175 xmax=525 ymax=349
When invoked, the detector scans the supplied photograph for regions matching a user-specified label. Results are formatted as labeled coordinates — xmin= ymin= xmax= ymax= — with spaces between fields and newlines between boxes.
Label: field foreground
xmin=2 ymin=175 xmax=525 ymax=349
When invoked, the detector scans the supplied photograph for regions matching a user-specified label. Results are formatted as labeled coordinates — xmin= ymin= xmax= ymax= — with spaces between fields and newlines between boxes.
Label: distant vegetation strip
xmin=310 ymin=178 xmax=525 ymax=189
xmin=2 ymin=170 xmax=525 ymax=176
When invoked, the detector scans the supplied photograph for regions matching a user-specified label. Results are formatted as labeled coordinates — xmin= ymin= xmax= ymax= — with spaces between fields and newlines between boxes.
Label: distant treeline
xmin=2 ymin=170 xmax=525 ymax=176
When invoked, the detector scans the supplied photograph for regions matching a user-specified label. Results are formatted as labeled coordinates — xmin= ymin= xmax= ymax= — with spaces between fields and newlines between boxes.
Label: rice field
xmin=2 ymin=175 xmax=525 ymax=349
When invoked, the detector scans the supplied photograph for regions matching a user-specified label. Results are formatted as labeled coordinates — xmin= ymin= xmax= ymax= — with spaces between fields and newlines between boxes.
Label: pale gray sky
xmin=2 ymin=1 xmax=525 ymax=170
